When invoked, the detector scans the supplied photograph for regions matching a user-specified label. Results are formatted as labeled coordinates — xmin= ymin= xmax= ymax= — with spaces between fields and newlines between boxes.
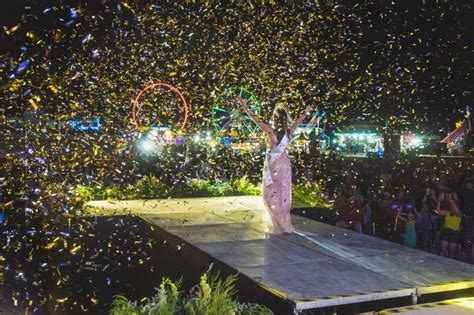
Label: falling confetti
xmin=0 ymin=0 xmax=472 ymax=313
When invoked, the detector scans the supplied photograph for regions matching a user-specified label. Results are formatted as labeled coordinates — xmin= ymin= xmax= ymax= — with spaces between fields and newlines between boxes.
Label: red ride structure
xmin=131 ymin=82 xmax=189 ymax=130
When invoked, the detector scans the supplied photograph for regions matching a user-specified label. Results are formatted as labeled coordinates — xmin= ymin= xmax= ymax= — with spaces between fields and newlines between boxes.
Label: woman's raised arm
xmin=435 ymin=200 xmax=448 ymax=216
xmin=290 ymin=105 xmax=312 ymax=136
xmin=397 ymin=212 xmax=407 ymax=222
xmin=238 ymin=97 xmax=275 ymax=135
xmin=448 ymin=198 xmax=462 ymax=216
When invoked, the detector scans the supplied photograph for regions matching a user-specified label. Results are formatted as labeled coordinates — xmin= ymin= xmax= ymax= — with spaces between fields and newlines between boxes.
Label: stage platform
xmin=362 ymin=297 xmax=474 ymax=314
xmin=87 ymin=196 xmax=474 ymax=312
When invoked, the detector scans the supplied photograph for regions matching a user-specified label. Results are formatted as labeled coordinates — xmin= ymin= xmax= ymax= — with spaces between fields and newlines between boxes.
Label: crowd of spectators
xmin=325 ymin=155 xmax=474 ymax=260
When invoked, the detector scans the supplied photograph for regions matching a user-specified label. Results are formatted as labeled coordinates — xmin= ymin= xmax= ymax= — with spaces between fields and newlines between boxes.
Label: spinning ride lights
xmin=211 ymin=87 xmax=261 ymax=136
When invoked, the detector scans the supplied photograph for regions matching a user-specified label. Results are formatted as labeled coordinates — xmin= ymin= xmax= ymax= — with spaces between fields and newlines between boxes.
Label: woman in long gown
xmin=239 ymin=97 xmax=312 ymax=234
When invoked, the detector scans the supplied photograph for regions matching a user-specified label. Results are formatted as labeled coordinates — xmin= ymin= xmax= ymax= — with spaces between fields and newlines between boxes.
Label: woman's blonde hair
xmin=273 ymin=102 xmax=292 ymax=124
xmin=273 ymin=102 xmax=289 ymax=117
xmin=272 ymin=102 xmax=291 ymax=143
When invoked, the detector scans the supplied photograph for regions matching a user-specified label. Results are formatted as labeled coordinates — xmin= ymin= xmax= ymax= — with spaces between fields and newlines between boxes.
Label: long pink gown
xmin=262 ymin=134 xmax=293 ymax=234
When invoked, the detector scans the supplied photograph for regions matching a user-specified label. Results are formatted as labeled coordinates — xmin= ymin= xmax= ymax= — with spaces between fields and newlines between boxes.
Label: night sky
xmin=1 ymin=0 xmax=472 ymax=134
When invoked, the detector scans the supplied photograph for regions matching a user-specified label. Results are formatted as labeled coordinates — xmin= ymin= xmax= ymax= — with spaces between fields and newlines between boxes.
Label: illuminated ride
xmin=131 ymin=82 xmax=189 ymax=153
xmin=291 ymin=110 xmax=327 ymax=151
xmin=211 ymin=87 xmax=262 ymax=152
xmin=132 ymin=82 xmax=189 ymax=131
xmin=211 ymin=87 xmax=261 ymax=135
xmin=292 ymin=110 xmax=326 ymax=139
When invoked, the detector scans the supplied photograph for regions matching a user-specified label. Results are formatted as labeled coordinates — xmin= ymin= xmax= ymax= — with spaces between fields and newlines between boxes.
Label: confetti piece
xmin=6 ymin=24 xmax=20 ymax=35
xmin=28 ymin=99 xmax=39 ymax=110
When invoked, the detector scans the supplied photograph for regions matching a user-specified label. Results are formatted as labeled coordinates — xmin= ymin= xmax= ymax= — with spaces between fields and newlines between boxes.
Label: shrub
xmin=183 ymin=273 xmax=238 ymax=315
xmin=75 ymin=176 xmax=261 ymax=201
xmin=110 ymin=273 xmax=273 ymax=315
xmin=184 ymin=179 xmax=215 ymax=197
xmin=237 ymin=304 xmax=274 ymax=315
xmin=207 ymin=180 xmax=233 ymax=196
xmin=232 ymin=176 xmax=261 ymax=196
xmin=111 ymin=279 xmax=182 ymax=315
xmin=110 ymin=295 xmax=141 ymax=314
xmin=183 ymin=177 xmax=259 ymax=198
xmin=126 ymin=175 xmax=168 ymax=199
xmin=73 ymin=184 xmax=97 ymax=202
xmin=144 ymin=278 xmax=181 ymax=315
xmin=101 ymin=183 xmax=125 ymax=200
xmin=292 ymin=181 xmax=330 ymax=208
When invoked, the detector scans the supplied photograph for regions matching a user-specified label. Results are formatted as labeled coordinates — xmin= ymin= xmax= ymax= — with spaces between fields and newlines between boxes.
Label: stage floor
xmin=87 ymin=196 xmax=474 ymax=311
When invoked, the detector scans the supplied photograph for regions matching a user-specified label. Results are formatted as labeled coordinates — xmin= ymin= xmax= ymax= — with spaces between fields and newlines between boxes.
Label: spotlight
xmin=140 ymin=139 xmax=155 ymax=152
xmin=409 ymin=137 xmax=422 ymax=147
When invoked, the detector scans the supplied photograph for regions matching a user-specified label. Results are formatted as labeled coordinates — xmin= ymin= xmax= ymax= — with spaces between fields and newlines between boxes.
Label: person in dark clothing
xmin=417 ymin=203 xmax=434 ymax=251
xmin=335 ymin=196 xmax=363 ymax=233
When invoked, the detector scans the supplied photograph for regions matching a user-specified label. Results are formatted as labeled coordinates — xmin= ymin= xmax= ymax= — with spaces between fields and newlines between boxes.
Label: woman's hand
xmin=304 ymin=105 xmax=313 ymax=115
xmin=239 ymin=97 xmax=257 ymax=118
xmin=237 ymin=96 xmax=249 ymax=107
xmin=238 ymin=97 xmax=252 ymax=115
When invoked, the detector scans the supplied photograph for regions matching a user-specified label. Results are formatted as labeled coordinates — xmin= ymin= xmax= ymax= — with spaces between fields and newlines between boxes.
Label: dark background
xmin=1 ymin=0 xmax=472 ymax=134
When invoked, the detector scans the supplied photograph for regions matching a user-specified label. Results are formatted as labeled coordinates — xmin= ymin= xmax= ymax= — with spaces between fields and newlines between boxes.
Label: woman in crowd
xmin=437 ymin=192 xmax=463 ymax=258
xmin=417 ymin=203 xmax=434 ymax=251
xmin=397 ymin=208 xmax=420 ymax=248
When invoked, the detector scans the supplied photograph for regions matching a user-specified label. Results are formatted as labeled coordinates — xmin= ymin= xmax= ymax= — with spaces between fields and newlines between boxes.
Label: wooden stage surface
xmin=86 ymin=196 xmax=474 ymax=312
